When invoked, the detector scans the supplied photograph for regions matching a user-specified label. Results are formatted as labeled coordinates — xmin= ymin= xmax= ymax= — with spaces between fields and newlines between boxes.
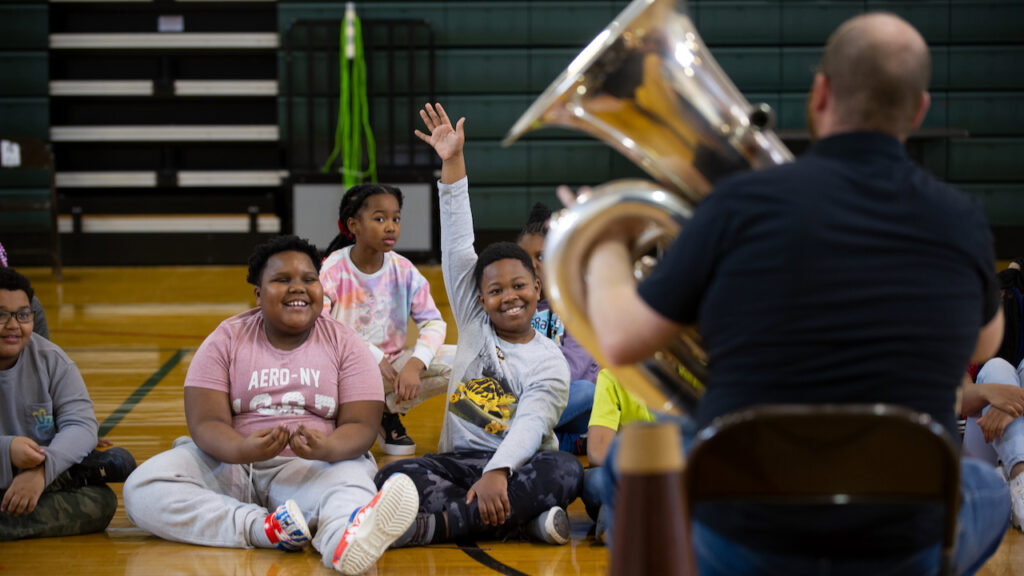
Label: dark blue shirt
xmin=638 ymin=131 xmax=999 ymax=553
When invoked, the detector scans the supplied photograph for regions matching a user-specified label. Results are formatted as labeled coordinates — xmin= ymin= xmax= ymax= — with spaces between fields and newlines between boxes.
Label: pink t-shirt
xmin=185 ymin=308 xmax=383 ymax=456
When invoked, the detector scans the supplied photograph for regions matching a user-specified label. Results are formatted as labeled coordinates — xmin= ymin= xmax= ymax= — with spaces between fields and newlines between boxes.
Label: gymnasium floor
xmin=1 ymin=265 xmax=1022 ymax=575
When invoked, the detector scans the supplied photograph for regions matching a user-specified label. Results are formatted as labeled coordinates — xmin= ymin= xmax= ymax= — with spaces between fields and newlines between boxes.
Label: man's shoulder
xmin=709 ymin=159 xmax=814 ymax=202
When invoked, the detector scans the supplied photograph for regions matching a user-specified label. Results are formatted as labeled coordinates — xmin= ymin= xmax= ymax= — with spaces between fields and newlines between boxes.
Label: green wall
xmin=279 ymin=0 xmax=1024 ymax=253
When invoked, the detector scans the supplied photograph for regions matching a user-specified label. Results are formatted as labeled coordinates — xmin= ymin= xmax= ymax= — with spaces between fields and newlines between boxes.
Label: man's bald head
xmin=818 ymin=13 xmax=931 ymax=137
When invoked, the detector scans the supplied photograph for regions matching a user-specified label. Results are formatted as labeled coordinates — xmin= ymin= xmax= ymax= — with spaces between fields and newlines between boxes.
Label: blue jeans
xmin=555 ymin=379 xmax=595 ymax=453
xmin=597 ymin=418 xmax=1009 ymax=575
xmin=964 ymin=357 xmax=1024 ymax=474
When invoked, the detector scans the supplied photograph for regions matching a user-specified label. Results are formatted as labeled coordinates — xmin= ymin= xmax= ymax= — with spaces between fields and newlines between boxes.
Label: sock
xmin=249 ymin=514 xmax=274 ymax=549
xmin=430 ymin=511 xmax=448 ymax=544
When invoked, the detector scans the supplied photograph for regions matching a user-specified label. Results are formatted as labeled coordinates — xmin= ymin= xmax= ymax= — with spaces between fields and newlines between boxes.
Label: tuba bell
xmin=503 ymin=0 xmax=794 ymax=414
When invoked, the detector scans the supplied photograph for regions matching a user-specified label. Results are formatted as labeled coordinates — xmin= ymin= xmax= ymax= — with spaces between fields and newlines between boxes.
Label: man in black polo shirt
xmin=586 ymin=12 xmax=1008 ymax=575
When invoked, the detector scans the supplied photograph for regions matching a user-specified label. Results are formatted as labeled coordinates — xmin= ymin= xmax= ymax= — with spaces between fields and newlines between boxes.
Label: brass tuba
xmin=502 ymin=0 xmax=794 ymax=414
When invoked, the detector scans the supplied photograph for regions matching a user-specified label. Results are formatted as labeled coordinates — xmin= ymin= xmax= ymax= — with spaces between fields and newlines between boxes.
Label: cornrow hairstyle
xmin=473 ymin=242 xmax=536 ymax=290
xmin=324 ymin=183 xmax=405 ymax=256
xmin=517 ymin=201 xmax=552 ymax=241
xmin=246 ymin=235 xmax=322 ymax=286
xmin=0 ymin=267 xmax=34 ymax=302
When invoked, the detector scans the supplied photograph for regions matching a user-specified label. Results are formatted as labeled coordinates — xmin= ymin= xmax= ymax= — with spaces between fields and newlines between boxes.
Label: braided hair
xmin=324 ymin=184 xmax=405 ymax=257
xmin=517 ymin=202 xmax=552 ymax=241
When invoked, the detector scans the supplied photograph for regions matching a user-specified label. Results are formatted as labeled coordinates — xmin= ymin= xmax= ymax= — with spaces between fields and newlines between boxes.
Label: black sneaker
xmin=575 ymin=434 xmax=588 ymax=456
xmin=378 ymin=413 xmax=416 ymax=456
xmin=68 ymin=447 xmax=137 ymax=487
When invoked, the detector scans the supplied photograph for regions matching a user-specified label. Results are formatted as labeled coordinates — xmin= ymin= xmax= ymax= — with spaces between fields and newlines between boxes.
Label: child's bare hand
xmin=289 ymin=424 xmax=329 ymax=461
xmin=10 ymin=436 xmax=46 ymax=469
xmin=981 ymin=383 xmax=1024 ymax=418
xmin=1 ymin=466 xmax=46 ymax=516
xmin=379 ymin=359 xmax=399 ymax=390
xmin=978 ymin=408 xmax=1015 ymax=443
xmin=555 ymin=185 xmax=591 ymax=209
xmin=239 ymin=424 xmax=290 ymax=462
xmin=414 ymin=103 xmax=465 ymax=161
xmin=394 ymin=359 xmax=425 ymax=403
xmin=466 ymin=469 xmax=511 ymax=526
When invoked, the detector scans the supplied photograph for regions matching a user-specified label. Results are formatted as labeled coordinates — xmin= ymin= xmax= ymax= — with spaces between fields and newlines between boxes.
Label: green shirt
xmin=588 ymin=369 xmax=655 ymax=431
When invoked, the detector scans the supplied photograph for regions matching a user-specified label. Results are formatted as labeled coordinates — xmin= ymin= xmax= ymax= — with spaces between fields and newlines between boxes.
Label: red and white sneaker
xmin=265 ymin=499 xmax=312 ymax=552
xmin=332 ymin=473 xmax=419 ymax=575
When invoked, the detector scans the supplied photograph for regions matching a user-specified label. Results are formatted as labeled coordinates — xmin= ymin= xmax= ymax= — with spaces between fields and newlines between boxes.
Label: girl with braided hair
xmin=320 ymin=184 xmax=453 ymax=456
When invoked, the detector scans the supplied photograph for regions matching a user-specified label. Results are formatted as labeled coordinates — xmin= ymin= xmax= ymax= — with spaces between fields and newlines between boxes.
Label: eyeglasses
xmin=0 ymin=308 xmax=33 ymax=325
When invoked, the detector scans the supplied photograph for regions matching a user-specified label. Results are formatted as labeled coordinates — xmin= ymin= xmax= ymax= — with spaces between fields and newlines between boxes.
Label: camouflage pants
xmin=375 ymin=449 xmax=583 ymax=541
xmin=0 ymin=471 xmax=117 ymax=541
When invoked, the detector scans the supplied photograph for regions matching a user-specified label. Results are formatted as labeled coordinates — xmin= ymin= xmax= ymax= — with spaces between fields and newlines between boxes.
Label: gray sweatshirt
xmin=437 ymin=177 xmax=570 ymax=475
xmin=0 ymin=333 xmax=97 ymax=489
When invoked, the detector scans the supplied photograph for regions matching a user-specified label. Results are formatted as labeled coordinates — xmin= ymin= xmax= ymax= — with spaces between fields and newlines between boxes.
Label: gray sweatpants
xmin=123 ymin=437 xmax=378 ymax=568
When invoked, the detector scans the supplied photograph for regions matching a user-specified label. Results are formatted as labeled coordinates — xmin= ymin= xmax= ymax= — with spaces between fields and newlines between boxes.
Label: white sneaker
xmin=1010 ymin=474 xmax=1024 ymax=530
xmin=332 ymin=473 xmax=419 ymax=575
xmin=265 ymin=499 xmax=312 ymax=552
xmin=525 ymin=506 xmax=570 ymax=545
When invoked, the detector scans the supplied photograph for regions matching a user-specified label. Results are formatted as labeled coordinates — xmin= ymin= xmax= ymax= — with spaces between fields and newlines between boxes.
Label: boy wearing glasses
xmin=0 ymin=267 xmax=135 ymax=540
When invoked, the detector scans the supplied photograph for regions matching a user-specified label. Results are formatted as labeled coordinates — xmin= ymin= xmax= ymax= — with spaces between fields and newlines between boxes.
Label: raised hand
xmin=555 ymin=185 xmax=591 ymax=208
xmin=10 ymin=436 xmax=46 ymax=469
xmin=238 ymin=424 xmax=290 ymax=462
xmin=414 ymin=103 xmax=465 ymax=161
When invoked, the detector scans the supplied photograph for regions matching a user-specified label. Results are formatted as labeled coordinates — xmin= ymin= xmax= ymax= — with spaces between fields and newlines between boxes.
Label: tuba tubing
xmin=503 ymin=0 xmax=794 ymax=413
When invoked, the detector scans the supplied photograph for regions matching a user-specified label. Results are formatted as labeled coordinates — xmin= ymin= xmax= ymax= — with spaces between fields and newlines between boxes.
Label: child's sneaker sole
xmin=528 ymin=506 xmax=570 ymax=545
xmin=332 ymin=473 xmax=419 ymax=575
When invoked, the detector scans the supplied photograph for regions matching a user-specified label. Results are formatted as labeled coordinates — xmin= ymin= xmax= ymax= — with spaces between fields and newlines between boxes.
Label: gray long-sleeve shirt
xmin=437 ymin=177 xmax=570 ymax=475
xmin=0 ymin=333 xmax=97 ymax=489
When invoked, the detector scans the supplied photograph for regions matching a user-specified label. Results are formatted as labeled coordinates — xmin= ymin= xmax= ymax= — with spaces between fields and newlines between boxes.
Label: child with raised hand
xmin=320 ymin=184 xmax=453 ymax=456
xmin=123 ymin=235 xmax=418 ymax=575
xmin=0 ymin=267 xmax=135 ymax=541
xmin=375 ymin=103 xmax=583 ymax=547
xmin=517 ymin=203 xmax=599 ymax=455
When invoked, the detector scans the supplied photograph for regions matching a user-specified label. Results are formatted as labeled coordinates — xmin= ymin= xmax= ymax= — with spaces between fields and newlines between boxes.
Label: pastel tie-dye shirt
xmin=321 ymin=246 xmax=446 ymax=368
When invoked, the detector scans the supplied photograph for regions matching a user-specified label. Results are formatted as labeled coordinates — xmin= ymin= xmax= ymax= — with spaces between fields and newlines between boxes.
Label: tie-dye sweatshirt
xmin=320 ymin=246 xmax=446 ymax=368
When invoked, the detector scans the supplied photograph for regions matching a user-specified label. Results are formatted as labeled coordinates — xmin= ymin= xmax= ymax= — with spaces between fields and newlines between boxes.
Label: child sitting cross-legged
xmin=375 ymin=104 xmax=584 ymax=547
xmin=320 ymin=183 xmax=454 ymax=456
xmin=0 ymin=267 xmax=136 ymax=541
xmin=123 ymin=235 xmax=418 ymax=575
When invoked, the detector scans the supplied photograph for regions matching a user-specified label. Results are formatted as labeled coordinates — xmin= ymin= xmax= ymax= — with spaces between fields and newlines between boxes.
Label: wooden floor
xmin=1 ymin=265 xmax=1022 ymax=575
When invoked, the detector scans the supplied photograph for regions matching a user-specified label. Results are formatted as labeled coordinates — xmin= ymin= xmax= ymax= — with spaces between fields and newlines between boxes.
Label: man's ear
xmin=254 ymin=285 xmax=262 ymax=305
xmin=477 ymin=291 xmax=485 ymax=307
xmin=809 ymin=72 xmax=830 ymax=114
